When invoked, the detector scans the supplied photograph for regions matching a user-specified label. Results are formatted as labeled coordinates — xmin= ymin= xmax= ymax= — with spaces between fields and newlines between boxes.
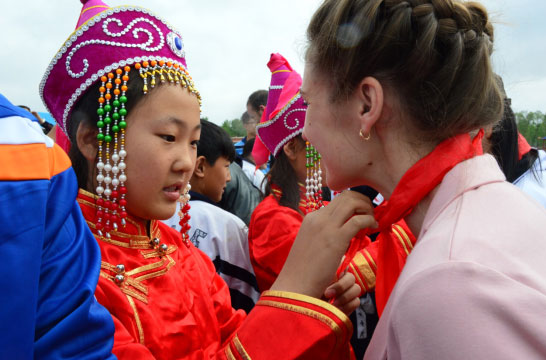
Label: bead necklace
xmin=305 ymin=141 xmax=324 ymax=211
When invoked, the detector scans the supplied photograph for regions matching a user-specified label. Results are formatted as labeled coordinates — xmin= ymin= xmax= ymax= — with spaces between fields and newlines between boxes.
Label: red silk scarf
xmin=339 ymin=130 xmax=484 ymax=316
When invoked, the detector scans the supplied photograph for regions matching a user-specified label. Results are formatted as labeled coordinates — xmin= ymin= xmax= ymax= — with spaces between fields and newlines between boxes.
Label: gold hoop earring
xmin=359 ymin=129 xmax=371 ymax=141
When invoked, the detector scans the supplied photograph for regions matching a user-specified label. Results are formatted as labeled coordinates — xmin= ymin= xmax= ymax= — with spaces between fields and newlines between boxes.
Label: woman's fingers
xmin=271 ymin=191 xmax=378 ymax=299
xmin=338 ymin=213 xmax=378 ymax=241
xmin=323 ymin=191 xmax=374 ymax=226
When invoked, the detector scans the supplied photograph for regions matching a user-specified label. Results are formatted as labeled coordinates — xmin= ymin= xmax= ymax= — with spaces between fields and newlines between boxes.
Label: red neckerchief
xmin=339 ymin=130 xmax=484 ymax=316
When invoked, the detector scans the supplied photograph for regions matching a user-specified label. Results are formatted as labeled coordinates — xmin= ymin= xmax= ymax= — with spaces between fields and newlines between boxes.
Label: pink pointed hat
xmin=39 ymin=0 xmax=200 ymax=240
xmin=252 ymin=53 xmax=307 ymax=166
xmin=40 ymin=0 xmax=197 ymax=138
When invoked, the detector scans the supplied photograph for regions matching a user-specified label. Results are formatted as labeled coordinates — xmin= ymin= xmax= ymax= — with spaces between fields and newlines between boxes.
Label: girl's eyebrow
xmin=157 ymin=116 xmax=201 ymax=131
xmin=160 ymin=116 xmax=195 ymax=129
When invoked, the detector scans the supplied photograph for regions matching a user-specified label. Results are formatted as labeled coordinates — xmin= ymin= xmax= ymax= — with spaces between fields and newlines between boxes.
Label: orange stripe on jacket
xmin=0 ymin=143 xmax=72 ymax=180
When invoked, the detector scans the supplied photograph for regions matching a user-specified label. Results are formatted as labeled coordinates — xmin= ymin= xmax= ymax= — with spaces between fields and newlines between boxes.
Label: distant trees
xmin=214 ymin=111 xmax=546 ymax=147
xmin=221 ymin=118 xmax=246 ymax=137
xmin=516 ymin=111 xmax=546 ymax=148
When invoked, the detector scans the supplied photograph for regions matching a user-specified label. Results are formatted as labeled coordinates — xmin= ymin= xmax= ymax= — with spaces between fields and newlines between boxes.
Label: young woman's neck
xmin=373 ymin=129 xmax=437 ymax=237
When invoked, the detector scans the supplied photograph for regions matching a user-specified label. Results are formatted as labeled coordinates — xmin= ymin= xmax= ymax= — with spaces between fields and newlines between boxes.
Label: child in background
xmin=41 ymin=0 xmax=368 ymax=358
xmin=164 ymin=119 xmax=260 ymax=313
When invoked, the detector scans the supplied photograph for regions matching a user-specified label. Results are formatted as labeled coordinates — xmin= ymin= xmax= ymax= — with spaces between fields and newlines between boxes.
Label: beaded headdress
xmin=253 ymin=53 xmax=323 ymax=211
xmin=40 ymin=0 xmax=199 ymax=242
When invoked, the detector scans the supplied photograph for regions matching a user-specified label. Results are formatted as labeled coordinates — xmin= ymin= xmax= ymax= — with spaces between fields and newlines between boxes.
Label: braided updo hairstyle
xmin=307 ymin=0 xmax=503 ymax=141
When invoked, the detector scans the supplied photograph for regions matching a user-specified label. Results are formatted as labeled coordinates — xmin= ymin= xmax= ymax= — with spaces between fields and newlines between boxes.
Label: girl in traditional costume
xmin=249 ymin=56 xmax=414 ymax=357
xmin=249 ymin=53 xmax=330 ymax=292
xmin=300 ymin=0 xmax=546 ymax=358
xmin=40 ymin=1 xmax=373 ymax=358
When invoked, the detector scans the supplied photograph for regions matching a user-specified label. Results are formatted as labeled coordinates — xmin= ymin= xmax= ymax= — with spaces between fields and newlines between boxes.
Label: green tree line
xmin=221 ymin=118 xmax=246 ymax=137
xmin=516 ymin=111 xmax=546 ymax=148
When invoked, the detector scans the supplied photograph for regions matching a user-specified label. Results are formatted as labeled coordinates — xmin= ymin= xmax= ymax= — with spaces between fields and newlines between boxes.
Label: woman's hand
xmin=271 ymin=191 xmax=377 ymax=299
xmin=324 ymin=272 xmax=361 ymax=315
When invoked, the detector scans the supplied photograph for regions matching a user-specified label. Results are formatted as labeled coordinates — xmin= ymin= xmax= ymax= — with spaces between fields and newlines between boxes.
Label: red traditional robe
xmin=78 ymin=189 xmax=353 ymax=359
xmin=249 ymin=187 xmax=416 ymax=298
xmin=248 ymin=187 xmax=312 ymax=291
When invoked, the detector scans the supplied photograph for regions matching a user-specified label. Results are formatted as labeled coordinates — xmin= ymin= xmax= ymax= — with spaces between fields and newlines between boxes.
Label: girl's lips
xmin=163 ymin=185 xmax=181 ymax=201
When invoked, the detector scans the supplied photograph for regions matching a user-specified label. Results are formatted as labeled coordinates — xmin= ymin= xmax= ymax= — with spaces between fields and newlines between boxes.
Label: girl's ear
xmin=193 ymin=156 xmax=207 ymax=178
xmin=282 ymin=138 xmax=301 ymax=161
xmin=76 ymin=120 xmax=99 ymax=163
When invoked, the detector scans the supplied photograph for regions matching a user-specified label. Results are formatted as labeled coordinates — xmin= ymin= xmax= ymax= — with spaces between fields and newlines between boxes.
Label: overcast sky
xmin=1 ymin=0 xmax=545 ymax=125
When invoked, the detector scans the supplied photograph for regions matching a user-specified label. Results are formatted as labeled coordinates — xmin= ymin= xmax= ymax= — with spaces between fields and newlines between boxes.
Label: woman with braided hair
xmin=294 ymin=0 xmax=546 ymax=358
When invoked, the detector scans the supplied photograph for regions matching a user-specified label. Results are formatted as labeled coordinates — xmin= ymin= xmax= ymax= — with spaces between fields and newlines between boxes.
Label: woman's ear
xmin=76 ymin=120 xmax=99 ymax=163
xmin=193 ymin=156 xmax=207 ymax=178
xmin=358 ymin=77 xmax=384 ymax=136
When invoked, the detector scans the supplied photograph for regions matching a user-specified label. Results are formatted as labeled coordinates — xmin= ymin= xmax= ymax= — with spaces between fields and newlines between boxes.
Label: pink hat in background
xmin=252 ymin=53 xmax=307 ymax=167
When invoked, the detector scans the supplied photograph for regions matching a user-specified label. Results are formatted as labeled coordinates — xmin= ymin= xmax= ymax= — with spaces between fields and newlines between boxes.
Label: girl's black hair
xmin=67 ymin=68 xmax=147 ymax=189
xmin=490 ymin=99 xmax=540 ymax=183
xmin=264 ymin=135 xmax=304 ymax=213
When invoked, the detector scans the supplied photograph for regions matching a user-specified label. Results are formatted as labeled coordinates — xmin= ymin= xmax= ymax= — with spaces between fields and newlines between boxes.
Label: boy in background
xmin=164 ymin=120 xmax=259 ymax=312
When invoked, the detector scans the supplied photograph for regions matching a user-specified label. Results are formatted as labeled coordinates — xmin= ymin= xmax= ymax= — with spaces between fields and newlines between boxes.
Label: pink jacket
xmin=365 ymin=154 xmax=546 ymax=360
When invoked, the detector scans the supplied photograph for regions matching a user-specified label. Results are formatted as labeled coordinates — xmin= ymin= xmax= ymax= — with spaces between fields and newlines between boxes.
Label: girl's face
xmin=124 ymin=84 xmax=201 ymax=221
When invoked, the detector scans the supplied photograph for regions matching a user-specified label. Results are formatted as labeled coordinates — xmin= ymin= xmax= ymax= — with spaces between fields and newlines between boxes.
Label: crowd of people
xmin=1 ymin=0 xmax=546 ymax=359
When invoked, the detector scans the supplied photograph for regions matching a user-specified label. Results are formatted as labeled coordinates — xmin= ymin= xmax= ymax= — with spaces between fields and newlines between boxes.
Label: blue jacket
xmin=0 ymin=94 xmax=115 ymax=359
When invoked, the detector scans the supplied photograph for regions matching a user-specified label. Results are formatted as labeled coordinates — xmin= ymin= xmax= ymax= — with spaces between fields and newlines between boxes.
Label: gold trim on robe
xmin=233 ymin=334 xmax=252 ymax=360
xmin=127 ymin=295 xmax=145 ymax=344
xmin=262 ymin=290 xmax=352 ymax=331
xmin=350 ymin=250 xmax=377 ymax=291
